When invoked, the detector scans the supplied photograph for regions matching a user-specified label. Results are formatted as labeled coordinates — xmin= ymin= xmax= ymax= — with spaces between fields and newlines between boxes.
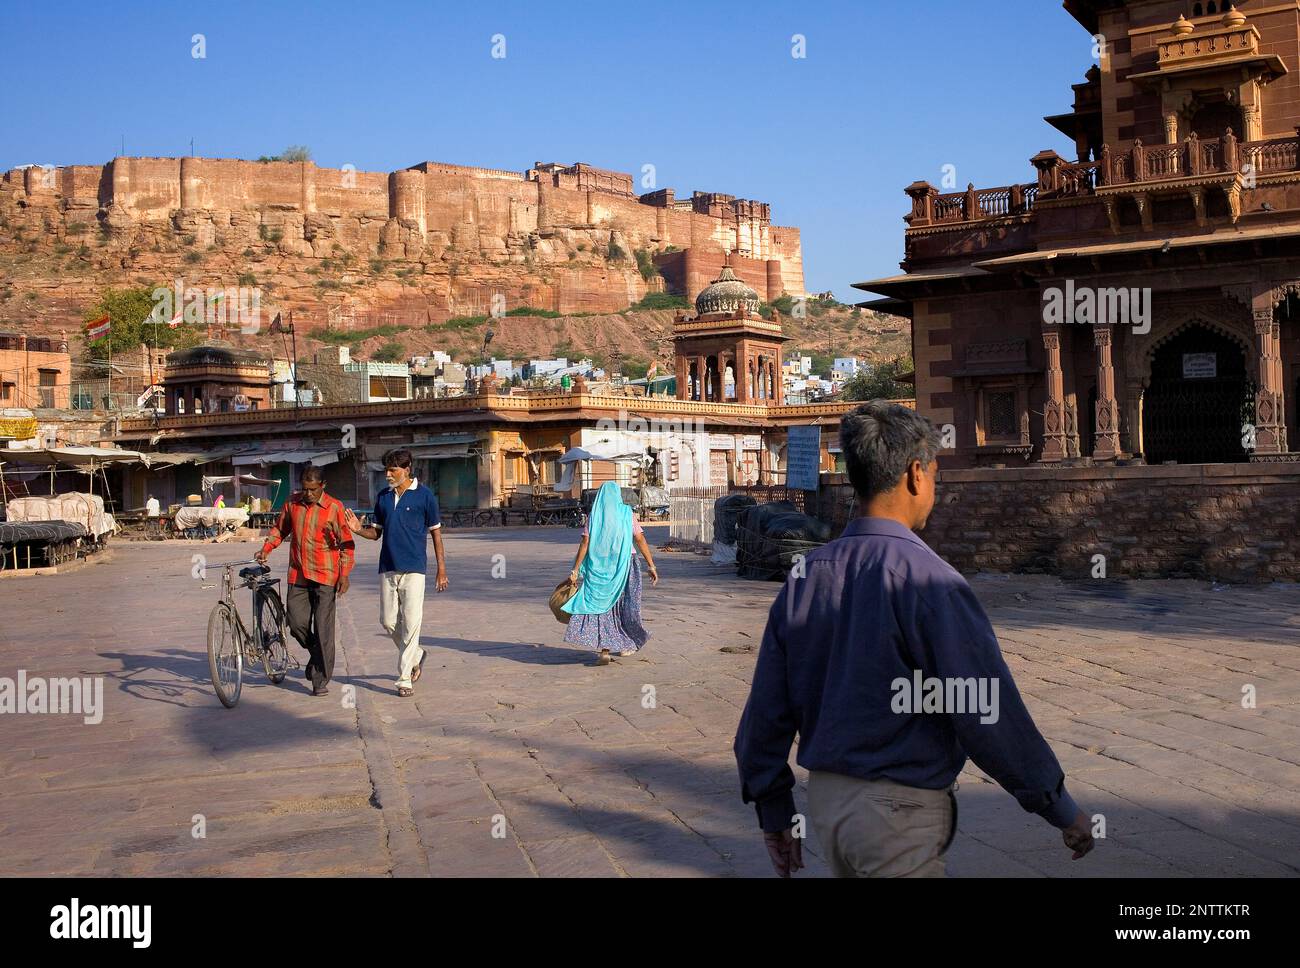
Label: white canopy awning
xmin=557 ymin=446 xmax=646 ymax=465
xmin=0 ymin=446 xmax=150 ymax=468
xmin=202 ymin=474 xmax=280 ymax=491
xmin=146 ymin=448 xmax=251 ymax=467
xmin=362 ymin=435 xmax=478 ymax=460
xmin=233 ymin=450 xmax=339 ymax=467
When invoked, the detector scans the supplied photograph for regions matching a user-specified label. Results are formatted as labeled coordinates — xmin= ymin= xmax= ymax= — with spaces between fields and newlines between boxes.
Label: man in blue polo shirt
xmin=344 ymin=448 xmax=449 ymax=697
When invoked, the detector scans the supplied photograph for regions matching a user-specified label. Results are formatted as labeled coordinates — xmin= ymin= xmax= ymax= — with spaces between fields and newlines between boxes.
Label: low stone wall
xmin=915 ymin=463 xmax=1300 ymax=583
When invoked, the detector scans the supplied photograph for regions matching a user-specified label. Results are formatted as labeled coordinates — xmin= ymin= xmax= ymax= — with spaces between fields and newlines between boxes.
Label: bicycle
xmin=206 ymin=559 xmax=295 ymax=708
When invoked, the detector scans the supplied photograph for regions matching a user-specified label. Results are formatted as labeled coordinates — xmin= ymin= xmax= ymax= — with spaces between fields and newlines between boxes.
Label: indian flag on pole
xmin=86 ymin=314 xmax=110 ymax=340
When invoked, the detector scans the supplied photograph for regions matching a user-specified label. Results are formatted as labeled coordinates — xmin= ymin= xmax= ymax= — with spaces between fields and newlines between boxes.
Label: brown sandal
xmin=411 ymin=653 xmax=425 ymax=684
xmin=397 ymin=686 xmax=414 ymax=697
xmin=596 ymin=650 xmax=611 ymax=666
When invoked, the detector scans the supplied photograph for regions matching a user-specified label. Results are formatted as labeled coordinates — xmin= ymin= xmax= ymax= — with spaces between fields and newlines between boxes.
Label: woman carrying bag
xmin=561 ymin=481 xmax=658 ymax=665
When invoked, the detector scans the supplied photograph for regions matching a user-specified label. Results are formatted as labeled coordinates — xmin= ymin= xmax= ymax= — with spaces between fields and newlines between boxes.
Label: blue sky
xmin=0 ymin=0 xmax=1089 ymax=302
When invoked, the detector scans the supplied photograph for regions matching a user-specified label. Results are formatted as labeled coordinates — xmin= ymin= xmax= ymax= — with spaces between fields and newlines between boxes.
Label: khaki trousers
xmin=379 ymin=571 xmax=426 ymax=688
xmin=807 ymin=772 xmax=957 ymax=878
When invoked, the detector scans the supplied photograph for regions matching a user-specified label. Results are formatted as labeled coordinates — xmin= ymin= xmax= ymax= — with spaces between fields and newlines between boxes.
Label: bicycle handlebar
xmin=219 ymin=559 xmax=263 ymax=569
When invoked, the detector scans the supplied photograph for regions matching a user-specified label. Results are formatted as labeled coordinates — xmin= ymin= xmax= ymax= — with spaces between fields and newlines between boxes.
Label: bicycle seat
xmin=239 ymin=564 xmax=270 ymax=580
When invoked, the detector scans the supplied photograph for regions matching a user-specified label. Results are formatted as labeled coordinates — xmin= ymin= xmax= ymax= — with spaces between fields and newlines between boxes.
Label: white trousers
xmin=379 ymin=570 xmax=426 ymax=687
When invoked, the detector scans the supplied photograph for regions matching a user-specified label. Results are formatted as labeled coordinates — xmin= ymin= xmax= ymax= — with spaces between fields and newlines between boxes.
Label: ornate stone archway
xmin=1122 ymin=301 xmax=1255 ymax=459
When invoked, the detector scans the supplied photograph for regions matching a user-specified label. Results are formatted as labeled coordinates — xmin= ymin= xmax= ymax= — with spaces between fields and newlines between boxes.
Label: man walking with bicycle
xmin=256 ymin=465 xmax=354 ymax=697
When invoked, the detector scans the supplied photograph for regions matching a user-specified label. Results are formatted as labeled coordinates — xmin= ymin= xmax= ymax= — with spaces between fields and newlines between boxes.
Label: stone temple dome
xmin=695 ymin=263 xmax=760 ymax=317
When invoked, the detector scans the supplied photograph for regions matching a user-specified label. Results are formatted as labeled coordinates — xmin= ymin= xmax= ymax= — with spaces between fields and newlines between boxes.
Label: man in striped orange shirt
xmin=255 ymin=466 xmax=354 ymax=696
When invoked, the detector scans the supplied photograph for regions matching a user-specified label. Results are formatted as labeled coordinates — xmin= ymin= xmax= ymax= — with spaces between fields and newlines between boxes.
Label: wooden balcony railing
xmin=906 ymin=129 xmax=1300 ymax=227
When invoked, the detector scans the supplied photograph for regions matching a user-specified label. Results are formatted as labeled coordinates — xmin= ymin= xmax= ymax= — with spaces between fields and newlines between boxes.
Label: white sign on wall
xmin=1182 ymin=353 xmax=1217 ymax=379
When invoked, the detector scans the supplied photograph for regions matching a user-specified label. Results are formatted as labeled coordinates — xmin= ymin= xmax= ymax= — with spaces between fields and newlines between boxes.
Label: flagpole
xmin=149 ymin=318 xmax=155 ymax=389
xmin=291 ymin=312 xmax=299 ymax=416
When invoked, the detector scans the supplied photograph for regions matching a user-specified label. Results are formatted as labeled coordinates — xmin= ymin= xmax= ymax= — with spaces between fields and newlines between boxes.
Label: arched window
xmin=1207 ymin=2 xmax=1217 ymax=13
xmin=1193 ymin=2 xmax=1202 ymax=15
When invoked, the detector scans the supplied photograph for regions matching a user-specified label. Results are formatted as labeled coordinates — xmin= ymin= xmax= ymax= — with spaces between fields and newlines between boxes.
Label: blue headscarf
xmin=564 ymin=481 xmax=634 ymax=615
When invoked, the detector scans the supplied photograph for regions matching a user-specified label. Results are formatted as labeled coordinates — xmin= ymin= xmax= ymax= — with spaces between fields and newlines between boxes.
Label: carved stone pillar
xmin=1093 ymin=325 xmax=1124 ymax=460
xmin=675 ymin=352 xmax=689 ymax=402
xmin=1252 ymin=303 xmax=1287 ymax=455
xmin=1041 ymin=330 xmax=1068 ymax=462
xmin=1123 ymin=379 xmax=1144 ymax=458
xmin=1243 ymin=101 xmax=1263 ymax=143
xmin=1163 ymin=112 xmax=1179 ymax=145
xmin=1064 ymin=400 xmax=1081 ymax=458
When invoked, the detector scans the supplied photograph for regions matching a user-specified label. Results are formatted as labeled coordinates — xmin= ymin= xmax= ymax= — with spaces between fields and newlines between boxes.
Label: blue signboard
xmin=786 ymin=425 xmax=822 ymax=491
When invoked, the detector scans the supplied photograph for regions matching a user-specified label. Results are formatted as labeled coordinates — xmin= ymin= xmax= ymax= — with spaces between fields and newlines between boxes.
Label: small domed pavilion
xmin=673 ymin=256 xmax=791 ymax=404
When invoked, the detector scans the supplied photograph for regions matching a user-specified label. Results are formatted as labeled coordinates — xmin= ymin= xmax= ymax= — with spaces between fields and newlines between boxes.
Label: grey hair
xmin=839 ymin=400 xmax=942 ymax=501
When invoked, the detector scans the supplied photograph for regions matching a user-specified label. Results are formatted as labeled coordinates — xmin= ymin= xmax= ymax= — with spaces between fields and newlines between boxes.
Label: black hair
xmin=383 ymin=448 xmax=413 ymax=470
xmin=838 ymin=400 xmax=942 ymax=501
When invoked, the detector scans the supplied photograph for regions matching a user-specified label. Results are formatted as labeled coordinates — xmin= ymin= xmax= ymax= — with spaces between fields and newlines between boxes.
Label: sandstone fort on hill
xmin=0 ymin=155 xmax=807 ymax=338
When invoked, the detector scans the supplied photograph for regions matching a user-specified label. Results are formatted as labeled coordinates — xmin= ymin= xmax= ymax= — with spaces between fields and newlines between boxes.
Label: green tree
xmin=258 ymin=145 xmax=312 ymax=163
xmin=372 ymin=342 xmax=406 ymax=363
xmin=841 ymin=357 xmax=915 ymax=401
xmin=82 ymin=286 xmax=202 ymax=353
xmin=771 ymin=294 xmax=796 ymax=315
xmin=634 ymin=248 xmax=660 ymax=281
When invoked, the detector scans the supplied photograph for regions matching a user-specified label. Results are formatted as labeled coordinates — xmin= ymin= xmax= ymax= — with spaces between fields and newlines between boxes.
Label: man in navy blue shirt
xmin=345 ymin=448 xmax=449 ymax=697
xmin=735 ymin=400 xmax=1094 ymax=877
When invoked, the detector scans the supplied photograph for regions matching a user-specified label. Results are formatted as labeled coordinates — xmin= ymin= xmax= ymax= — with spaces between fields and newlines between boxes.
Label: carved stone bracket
xmin=1188 ymin=186 xmax=1207 ymax=227
xmin=1102 ymin=197 xmax=1121 ymax=235
xmin=1134 ymin=193 xmax=1153 ymax=232
xmin=1271 ymin=281 xmax=1300 ymax=308
xmin=1226 ymin=181 xmax=1242 ymax=223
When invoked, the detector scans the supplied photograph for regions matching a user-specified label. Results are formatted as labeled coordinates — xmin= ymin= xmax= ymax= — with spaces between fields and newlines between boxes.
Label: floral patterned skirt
xmin=563 ymin=557 xmax=650 ymax=654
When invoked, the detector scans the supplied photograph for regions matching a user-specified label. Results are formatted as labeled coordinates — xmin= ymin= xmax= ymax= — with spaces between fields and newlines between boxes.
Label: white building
xmin=343 ymin=361 xmax=412 ymax=402
xmin=832 ymin=357 xmax=861 ymax=379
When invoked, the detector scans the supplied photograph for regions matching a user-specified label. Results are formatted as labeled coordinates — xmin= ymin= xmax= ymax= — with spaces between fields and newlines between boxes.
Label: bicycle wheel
xmin=257 ymin=588 xmax=291 ymax=684
xmin=207 ymin=602 xmax=242 ymax=708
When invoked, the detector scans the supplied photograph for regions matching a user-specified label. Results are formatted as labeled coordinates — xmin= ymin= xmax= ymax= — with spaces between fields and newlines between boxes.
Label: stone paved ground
xmin=1 ymin=526 xmax=1298 ymax=877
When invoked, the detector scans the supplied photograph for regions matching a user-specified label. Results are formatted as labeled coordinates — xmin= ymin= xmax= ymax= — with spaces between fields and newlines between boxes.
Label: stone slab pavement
xmin=1 ymin=526 xmax=1298 ymax=877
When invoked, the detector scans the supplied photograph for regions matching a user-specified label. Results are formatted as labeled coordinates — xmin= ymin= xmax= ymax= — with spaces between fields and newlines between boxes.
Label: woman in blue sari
xmin=563 ymin=481 xmax=659 ymax=665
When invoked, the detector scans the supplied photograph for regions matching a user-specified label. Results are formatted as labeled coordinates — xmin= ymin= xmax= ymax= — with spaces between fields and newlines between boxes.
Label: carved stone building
xmin=162 ymin=341 xmax=272 ymax=415
xmin=673 ymin=261 xmax=791 ymax=404
xmin=857 ymin=0 xmax=1300 ymax=468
